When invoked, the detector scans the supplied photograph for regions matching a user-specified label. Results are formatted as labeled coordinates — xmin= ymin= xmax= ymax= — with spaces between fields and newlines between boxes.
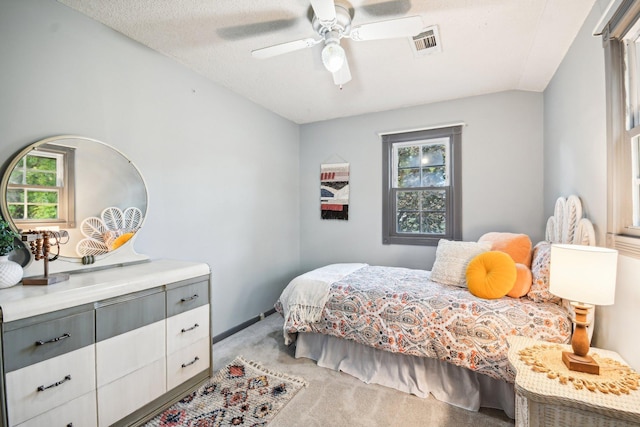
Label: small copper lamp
xmin=549 ymin=244 xmax=618 ymax=375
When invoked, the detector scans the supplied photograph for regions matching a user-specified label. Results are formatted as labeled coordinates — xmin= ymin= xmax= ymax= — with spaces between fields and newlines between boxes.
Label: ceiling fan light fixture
xmin=321 ymin=41 xmax=345 ymax=73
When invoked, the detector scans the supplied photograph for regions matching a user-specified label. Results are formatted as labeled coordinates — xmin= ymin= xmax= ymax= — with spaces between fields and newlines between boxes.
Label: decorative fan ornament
xmin=76 ymin=207 xmax=143 ymax=256
xmin=81 ymin=217 xmax=108 ymax=240
xmin=545 ymin=196 xmax=595 ymax=246
xmin=76 ymin=239 xmax=110 ymax=257
xmin=562 ymin=195 xmax=582 ymax=243
xmin=124 ymin=207 xmax=143 ymax=230
xmin=102 ymin=206 xmax=124 ymax=230
xmin=251 ymin=0 xmax=424 ymax=87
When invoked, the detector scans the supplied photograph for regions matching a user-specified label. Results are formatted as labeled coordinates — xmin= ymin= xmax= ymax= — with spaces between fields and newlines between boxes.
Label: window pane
xmin=25 ymin=171 xmax=56 ymax=187
xmin=8 ymin=205 xmax=24 ymax=219
xmin=397 ymin=191 xmax=419 ymax=211
xmin=27 ymin=204 xmax=57 ymax=220
xmin=421 ymin=212 xmax=446 ymax=234
xmin=421 ymin=190 xmax=446 ymax=211
xmin=626 ymin=37 xmax=640 ymax=129
xmin=398 ymin=146 xmax=420 ymax=168
xmin=398 ymin=168 xmax=421 ymax=187
xmin=24 ymin=190 xmax=59 ymax=220
xmin=6 ymin=189 xmax=24 ymax=203
xmin=421 ymin=166 xmax=446 ymax=186
xmin=397 ymin=212 xmax=420 ymax=233
xmin=9 ymin=169 xmax=24 ymax=185
xmin=421 ymin=144 xmax=445 ymax=166
xmin=26 ymin=155 xmax=56 ymax=170
xmin=27 ymin=190 xmax=58 ymax=204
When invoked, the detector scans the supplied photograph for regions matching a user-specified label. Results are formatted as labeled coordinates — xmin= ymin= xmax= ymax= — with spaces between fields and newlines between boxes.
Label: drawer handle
xmin=181 ymin=323 xmax=199 ymax=333
xmin=35 ymin=333 xmax=71 ymax=346
xmin=180 ymin=294 xmax=199 ymax=303
xmin=37 ymin=374 xmax=71 ymax=392
xmin=181 ymin=356 xmax=200 ymax=368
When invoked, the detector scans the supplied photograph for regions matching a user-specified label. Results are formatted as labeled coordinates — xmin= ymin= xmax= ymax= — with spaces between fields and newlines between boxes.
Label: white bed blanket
xmin=279 ymin=263 xmax=367 ymax=345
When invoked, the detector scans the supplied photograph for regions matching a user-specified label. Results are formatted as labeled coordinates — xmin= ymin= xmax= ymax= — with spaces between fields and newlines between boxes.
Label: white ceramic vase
xmin=0 ymin=255 xmax=23 ymax=288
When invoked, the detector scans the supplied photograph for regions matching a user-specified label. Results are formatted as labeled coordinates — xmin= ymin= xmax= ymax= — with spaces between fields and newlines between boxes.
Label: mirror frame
xmin=0 ymin=135 xmax=149 ymax=275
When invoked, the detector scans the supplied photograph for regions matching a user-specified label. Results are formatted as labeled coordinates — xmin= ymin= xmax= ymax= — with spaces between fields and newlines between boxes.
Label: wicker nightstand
xmin=508 ymin=336 xmax=640 ymax=427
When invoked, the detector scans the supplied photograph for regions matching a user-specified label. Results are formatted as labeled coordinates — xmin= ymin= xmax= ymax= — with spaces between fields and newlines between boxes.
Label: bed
xmin=275 ymin=196 xmax=595 ymax=419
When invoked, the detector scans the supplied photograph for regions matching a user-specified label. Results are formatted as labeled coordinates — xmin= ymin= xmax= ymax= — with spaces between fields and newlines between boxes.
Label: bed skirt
xmin=295 ymin=332 xmax=515 ymax=419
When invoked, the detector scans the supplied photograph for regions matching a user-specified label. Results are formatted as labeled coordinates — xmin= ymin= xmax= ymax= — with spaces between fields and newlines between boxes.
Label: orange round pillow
xmin=466 ymin=251 xmax=517 ymax=299
xmin=507 ymin=263 xmax=532 ymax=298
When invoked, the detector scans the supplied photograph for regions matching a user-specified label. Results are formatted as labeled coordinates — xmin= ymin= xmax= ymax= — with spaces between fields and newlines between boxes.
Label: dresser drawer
xmin=96 ymin=290 xmax=165 ymax=342
xmin=166 ymin=304 xmax=210 ymax=355
xmin=98 ymin=357 xmax=166 ymax=427
xmin=166 ymin=279 xmax=209 ymax=317
xmin=167 ymin=336 xmax=210 ymax=390
xmin=3 ymin=309 xmax=94 ymax=372
xmin=15 ymin=391 xmax=97 ymax=427
xmin=5 ymin=345 xmax=96 ymax=426
xmin=96 ymin=319 xmax=166 ymax=387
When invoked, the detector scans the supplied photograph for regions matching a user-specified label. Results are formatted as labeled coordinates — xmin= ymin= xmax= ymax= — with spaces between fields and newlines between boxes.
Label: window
xmin=6 ymin=144 xmax=76 ymax=229
xmin=382 ymin=125 xmax=462 ymax=245
xmin=602 ymin=0 xmax=640 ymax=257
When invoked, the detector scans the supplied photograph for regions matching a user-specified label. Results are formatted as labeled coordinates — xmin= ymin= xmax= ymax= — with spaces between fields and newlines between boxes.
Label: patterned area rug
xmin=145 ymin=356 xmax=307 ymax=426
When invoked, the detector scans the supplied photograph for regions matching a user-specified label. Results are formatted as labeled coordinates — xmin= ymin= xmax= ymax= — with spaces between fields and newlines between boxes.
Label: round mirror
xmin=0 ymin=136 xmax=148 ymax=264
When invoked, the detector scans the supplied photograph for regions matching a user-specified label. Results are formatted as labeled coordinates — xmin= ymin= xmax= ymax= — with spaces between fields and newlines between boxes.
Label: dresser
xmin=0 ymin=259 xmax=212 ymax=427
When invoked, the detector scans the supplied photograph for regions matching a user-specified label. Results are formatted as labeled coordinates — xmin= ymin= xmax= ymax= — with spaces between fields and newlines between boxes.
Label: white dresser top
xmin=0 ymin=259 xmax=210 ymax=322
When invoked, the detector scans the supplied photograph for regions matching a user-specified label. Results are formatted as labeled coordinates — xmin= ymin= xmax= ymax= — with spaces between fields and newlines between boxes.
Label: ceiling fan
xmin=251 ymin=0 xmax=424 ymax=88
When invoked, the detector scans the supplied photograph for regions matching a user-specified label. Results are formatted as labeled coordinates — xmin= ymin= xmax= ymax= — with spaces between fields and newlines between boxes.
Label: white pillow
xmin=430 ymin=239 xmax=491 ymax=286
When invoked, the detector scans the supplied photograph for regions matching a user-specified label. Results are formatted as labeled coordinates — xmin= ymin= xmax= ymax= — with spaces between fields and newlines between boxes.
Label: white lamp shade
xmin=549 ymin=244 xmax=618 ymax=305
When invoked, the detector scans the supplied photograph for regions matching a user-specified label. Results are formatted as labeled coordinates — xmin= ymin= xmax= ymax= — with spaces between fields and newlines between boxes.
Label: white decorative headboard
xmin=545 ymin=195 xmax=595 ymax=246
xmin=545 ymin=195 xmax=596 ymax=340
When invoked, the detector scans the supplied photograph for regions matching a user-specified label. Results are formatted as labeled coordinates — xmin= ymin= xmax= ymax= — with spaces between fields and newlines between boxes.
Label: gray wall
xmin=0 ymin=0 xmax=301 ymax=335
xmin=299 ymin=91 xmax=545 ymax=272
xmin=544 ymin=0 xmax=640 ymax=369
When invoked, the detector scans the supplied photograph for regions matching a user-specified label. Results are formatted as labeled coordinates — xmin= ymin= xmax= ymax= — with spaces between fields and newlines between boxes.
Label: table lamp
xmin=549 ymin=244 xmax=618 ymax=375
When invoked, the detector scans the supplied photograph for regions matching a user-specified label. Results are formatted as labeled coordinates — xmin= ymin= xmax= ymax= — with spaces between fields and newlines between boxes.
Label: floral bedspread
xmin=275 ymin=265 xmax=572 ymax=382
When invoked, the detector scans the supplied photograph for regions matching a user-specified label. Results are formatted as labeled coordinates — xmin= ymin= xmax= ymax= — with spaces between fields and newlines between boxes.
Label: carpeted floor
xmin=213 ymin=314 xmax=515 ymax=427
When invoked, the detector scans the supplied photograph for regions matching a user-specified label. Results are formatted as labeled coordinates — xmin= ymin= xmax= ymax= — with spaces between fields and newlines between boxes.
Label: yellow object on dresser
xmin=508 ymin=336 xmax=640 ymax=427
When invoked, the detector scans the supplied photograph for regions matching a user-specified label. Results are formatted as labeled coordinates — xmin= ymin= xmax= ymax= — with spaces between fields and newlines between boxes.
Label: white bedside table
xmin=508 ymin=336 xmax=640 ymax=427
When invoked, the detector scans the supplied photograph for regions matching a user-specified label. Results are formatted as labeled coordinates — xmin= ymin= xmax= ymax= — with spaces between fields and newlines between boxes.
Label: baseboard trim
xmin=212 ymin=308 xmax=276 ymax=344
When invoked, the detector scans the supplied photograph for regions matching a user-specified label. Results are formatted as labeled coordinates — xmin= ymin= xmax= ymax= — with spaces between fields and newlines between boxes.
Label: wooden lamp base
xmin=23 ymin=273 xmax=69 ymax=286
xmin=564 ymin=302 xmax=600 ymax=375
xmin=562 ymin=351 xmax=600 ymax=375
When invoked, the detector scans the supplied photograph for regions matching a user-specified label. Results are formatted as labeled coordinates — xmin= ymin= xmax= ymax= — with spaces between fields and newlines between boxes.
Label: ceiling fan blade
xmin=251 ymin=38 xmax=320 ymax=59
xmin=332 ymin=57 xmax=352 ymax=86
xmin=360 ymin=0 xmax=411 ymax=18
xmin=310 ymin=0 xmax=337 ymax=24
xmin=217 ymin=18 xmax=299 ymax=41
xmin=349 ymin=15 xmax=424 ymax=41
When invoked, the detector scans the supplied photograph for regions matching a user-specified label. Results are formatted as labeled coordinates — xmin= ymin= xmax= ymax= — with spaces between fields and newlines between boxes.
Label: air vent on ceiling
xmin=410 ymin=25 xmax=441 ymax=57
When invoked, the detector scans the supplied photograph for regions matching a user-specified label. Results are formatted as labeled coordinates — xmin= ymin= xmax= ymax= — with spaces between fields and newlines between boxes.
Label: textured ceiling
xmin=57 ymin=0 xmax=596 ymax=124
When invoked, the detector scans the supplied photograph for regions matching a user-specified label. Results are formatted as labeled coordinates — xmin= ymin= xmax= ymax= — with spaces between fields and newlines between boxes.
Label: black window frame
xmin=382 ymin=125 xmax=462 ymax=246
